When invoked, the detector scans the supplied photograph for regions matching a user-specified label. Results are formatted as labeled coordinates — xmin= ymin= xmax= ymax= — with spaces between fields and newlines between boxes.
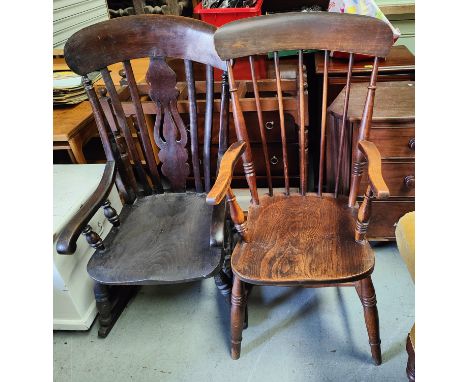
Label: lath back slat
xmin=123 ymin=60 xmax=163 ymax=192
xmin=317 ymin=50 xmax=329 ymax=197
xmin=184 ymin=59 xmax=203 ymax=192
xmin=204 ymin=65 xmax=214 ymax=191
xmin=64 ymin=15 xmax=228 ymax=197
xmin=101 ymin=67 xmax=152 ymax=195
xmin=83 ymin=77 xmax=138 ymax=202
xmin=334 ymin=53 xmax=354 ymax=198
xmin=273 ymin=51 xmax=290 ymax=195
xmin=213 ymin=11 xmax=393 ymax=203
xmin=297 ymin=49 xmax=307 ymax=196
xmin=249 ymin=55 xmax=273 ymax=196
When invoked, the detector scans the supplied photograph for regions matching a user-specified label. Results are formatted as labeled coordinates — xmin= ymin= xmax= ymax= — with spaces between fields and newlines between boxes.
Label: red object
xmin=194 ymin=0 xmax=266 ymax=80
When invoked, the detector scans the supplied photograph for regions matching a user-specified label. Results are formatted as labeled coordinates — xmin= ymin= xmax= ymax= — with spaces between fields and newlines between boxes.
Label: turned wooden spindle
xmin=118 ymin=68 xmax=127 ymax=86
xmin=231 ymin=275 xmax=247 ymax=360
xmin=82 ymin=225 xmax=105 ymax=251
xmin=226 ymin=188 xmax=250 ymax=243
xmin=355 ymin=184 xmax=373 ymax=242
xmin=355 ymin=277 xmax=382 ymax=365
xmin=102 ymin=200 xmax=120 ymax=227
xmin=93 ymin=282 xmax=112 ymax=328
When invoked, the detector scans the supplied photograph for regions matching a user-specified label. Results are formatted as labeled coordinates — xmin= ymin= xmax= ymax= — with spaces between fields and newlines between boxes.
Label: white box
xmin=53 ymin=164 xmax=123 ymax=330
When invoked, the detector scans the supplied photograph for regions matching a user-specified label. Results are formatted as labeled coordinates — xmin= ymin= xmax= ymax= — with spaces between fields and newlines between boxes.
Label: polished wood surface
xmin=212 ymin=12 xmax=389 ymax=363
xmin=58 ymin=15 xmax=230 ymax=338
xmin=65 ymin=15 xmax=226 ymax=75
xmin=214 ymin=12 xmax=393 ymax=59
xmin=231 ymin=193 xmax=375 ymax=285
xmin=87 ymin=193 xmax=222 ymax=284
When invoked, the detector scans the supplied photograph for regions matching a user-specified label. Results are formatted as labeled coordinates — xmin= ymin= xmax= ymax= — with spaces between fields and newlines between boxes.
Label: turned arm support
xmin=56 ymin=161 xmax=117 ymax=254
xmin=358 ymin=140 xmax=390 ymax=200
xmin=207 ymin=141 xmax=250 ymax=243
xmin=206 ymin=141 xmax=246 ymax=205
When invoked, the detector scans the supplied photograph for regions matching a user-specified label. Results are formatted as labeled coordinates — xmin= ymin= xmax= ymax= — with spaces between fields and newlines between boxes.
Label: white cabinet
xmin=53 ymin=0 xmax=110 ymax=49
xmin=53 ymin=164 xmax=122 ymax=330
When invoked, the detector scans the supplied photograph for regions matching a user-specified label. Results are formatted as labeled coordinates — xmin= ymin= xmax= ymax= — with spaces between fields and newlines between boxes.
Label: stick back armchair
xmin=207 ymin=11 xmax=394 ymax=363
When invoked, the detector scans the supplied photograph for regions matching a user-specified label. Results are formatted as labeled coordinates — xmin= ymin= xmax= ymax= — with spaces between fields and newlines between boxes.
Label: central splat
xmin=146 ymin=56 xmax=189 ymax=192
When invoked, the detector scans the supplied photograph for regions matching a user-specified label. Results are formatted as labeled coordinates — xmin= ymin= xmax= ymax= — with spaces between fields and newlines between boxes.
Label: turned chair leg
xmin=406 ymin=334 xmax=415 ymax=381
xmin=94 ymin=282 xmax=113 ymax=337
xmin=231 ymin=274 xmax=247 ymax=360
xmin=355 ymin=276 xmax=382 ymax=365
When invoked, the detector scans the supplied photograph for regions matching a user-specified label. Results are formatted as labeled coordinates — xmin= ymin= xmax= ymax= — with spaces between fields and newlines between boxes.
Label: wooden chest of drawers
xmin=326 ymin=81 xmax=415 ymax=240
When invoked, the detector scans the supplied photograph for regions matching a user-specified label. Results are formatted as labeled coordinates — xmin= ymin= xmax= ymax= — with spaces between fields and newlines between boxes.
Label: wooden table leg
xmin=68 ymin=137 xmax=87 ymax=164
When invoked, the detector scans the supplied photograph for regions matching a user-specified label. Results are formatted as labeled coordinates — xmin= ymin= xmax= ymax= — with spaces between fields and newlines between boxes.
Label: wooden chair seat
xmin=231 ymin=194 xmax=374 ymax=285
xmin=87 ymin=192 xmax=223 ymax=285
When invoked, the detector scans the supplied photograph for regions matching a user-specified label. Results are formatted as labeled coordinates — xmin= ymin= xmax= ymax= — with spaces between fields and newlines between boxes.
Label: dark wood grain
xmin=214 ymin=12 xmax=393 ymax=60
xmin=64 ymin=15 xmax=226 ymax=75
xmin=146 ymin=56 xmax=189 ymax=191
xmin=56 ymin=162 xmax=117 ymax=255
xmin=184 ymin=59 xmax=202 ymax=192
xmin=123 ymin=60 xmax=163 ymax=192
xmin=87 ymin=193 xmax=223 ymax=285
xmin=60 ymin=15 xmax=231 ymax=337
xmin=231 ymin=194 xmax=374 ymax=285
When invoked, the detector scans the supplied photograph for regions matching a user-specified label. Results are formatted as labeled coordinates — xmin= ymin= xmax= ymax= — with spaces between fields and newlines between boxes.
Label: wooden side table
xmin=326 ymin=81 xmax=415 ymax=240
xmin=53 ymin=58 xmax=150 ymax=163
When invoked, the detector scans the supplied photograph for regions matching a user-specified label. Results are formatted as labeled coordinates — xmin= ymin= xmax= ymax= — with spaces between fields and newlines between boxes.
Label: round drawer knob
xmin=408 ymin=138 xmax=415 ymax=150
xmin=270 ymin=155 xmax=279 ymax=165
xmin=404 ymin=175 xmax=415 ymax=189
xmin=265 ymin=121 xmax=274 ymax=130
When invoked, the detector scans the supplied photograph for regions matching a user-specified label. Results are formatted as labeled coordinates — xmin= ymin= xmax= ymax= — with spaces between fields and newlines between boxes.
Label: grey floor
xmin=54 ymin=243 xmax=414 ymax=382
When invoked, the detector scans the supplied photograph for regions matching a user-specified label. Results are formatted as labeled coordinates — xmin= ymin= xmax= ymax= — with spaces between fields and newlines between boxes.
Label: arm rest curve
xmin=56 ymin=161 xmax=117 ymax=255
xmin=358 ymin=140 xmax=390 ymax=199
xmin=206 ymin=141 xmax=246 ymax=205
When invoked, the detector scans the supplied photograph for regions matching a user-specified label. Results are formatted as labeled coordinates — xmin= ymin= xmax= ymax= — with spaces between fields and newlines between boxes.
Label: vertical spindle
xmin=318 ymin=50 xmax=329 ymax=196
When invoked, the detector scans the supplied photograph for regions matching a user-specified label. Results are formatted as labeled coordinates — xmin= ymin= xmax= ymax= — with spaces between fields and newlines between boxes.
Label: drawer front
xmin=234 ymin=143 xmax=300 ymax=176
xmin=367 ymin=126 xmax=415 ymax=159
xmin=182 ymin=111 xmax=298 ymax=146
xmin=364 ymin=200 xmax=415 ymax=240
xmin=360 ymin=161 xmax=415 ymax=197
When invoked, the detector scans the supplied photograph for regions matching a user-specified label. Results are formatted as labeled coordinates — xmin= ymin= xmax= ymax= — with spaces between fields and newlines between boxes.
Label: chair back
xmin=64 ymin=15 xmax=228 ymax=202
xmin=213 ymin=12 xmax=394 ymax=206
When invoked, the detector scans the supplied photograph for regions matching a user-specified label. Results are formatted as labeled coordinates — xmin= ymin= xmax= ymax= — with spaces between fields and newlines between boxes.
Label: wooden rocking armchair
xmin=56 ymin=15 xmax=231 ymax=337
xmin=207 ymin=12 xmax=394 ymax=363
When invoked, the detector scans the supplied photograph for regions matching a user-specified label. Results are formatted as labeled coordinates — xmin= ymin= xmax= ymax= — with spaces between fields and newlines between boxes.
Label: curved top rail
xmin=65 ymin=15 xmax=226 ymax=74
xmin=214 ymin=12 xmax=394 ymax=60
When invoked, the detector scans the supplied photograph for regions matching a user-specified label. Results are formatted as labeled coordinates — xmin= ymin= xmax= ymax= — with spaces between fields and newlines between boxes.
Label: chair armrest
xmin=210 ymin=202 xmax=226 ymax=247
xmin=206 ymin=141 xmax=246 ymax=205
xmin=56 ymin=161 xmax=117 ymax=255
xmin=358 ymin=140 xmax=390 ymax=200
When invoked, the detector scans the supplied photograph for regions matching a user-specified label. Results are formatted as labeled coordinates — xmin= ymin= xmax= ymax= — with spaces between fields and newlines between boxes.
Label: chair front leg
xmin=355 ymin=276 xmax=382 ymax=365
xmin=406 ymin=333 xmax=415 ymax=381
xmin=231 ymin=274 xmax=247 ymax=360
